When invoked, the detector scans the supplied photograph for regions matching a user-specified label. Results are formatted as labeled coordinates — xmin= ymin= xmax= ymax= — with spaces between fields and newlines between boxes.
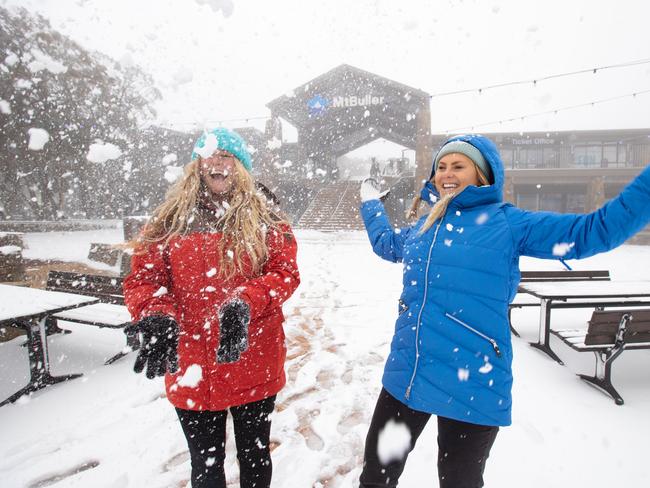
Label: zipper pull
xmin=490 ymin=340 xmax=502 ymax=357
xmin=405 ymin=385 xmax=411 ymax=400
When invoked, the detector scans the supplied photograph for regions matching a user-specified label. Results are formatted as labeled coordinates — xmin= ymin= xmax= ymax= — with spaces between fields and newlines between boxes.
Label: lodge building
xmin=249 ymin=65 xmax=649 ymax=236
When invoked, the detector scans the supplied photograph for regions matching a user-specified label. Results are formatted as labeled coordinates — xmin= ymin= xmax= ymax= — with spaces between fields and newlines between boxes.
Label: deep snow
xmin=1 ymin=228 xmax=650 ymax=487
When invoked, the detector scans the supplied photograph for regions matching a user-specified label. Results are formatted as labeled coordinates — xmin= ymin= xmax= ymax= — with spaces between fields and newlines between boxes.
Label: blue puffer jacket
xmin=361 ymin=134 xmax=650 ymax=426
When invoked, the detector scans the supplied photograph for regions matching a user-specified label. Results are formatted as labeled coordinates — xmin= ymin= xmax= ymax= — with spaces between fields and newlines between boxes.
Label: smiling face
xmin=433 ymin=152 xmax=481 ymax=197
xmin=199 ymin=150 xmax=238 ymax=198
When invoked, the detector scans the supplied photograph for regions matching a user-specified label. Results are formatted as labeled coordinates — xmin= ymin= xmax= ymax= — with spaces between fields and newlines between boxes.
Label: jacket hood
xmin=420 ymin=134 xmax=505 ymax=208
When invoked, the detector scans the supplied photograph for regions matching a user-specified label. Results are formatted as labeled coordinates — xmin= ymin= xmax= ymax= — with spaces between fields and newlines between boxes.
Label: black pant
xmin=176 ymin=395 xmax=276 ymax=488
xmin=359 ymin=388 xmax=499 ymax=488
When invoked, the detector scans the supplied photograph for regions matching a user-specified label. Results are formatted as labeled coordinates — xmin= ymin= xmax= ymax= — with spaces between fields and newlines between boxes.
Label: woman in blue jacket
xmin=358 ymin=134 xmax=650 ymax=488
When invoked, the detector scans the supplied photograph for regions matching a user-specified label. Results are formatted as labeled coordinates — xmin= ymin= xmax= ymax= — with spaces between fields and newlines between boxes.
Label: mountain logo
xmin=307 ymin=95 xmax=329 ymax=117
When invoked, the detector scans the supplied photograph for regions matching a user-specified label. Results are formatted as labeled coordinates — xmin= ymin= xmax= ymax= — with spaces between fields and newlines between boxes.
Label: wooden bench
xmin=46 ymin=270 xmax=125 ymax=305
xmin=45 ymin=270 xmax=138 ymax=364
xmin=509 ymin=270 xmax=610 ymax=336
xmin=551 ymin=308 xmax=650 ymax=405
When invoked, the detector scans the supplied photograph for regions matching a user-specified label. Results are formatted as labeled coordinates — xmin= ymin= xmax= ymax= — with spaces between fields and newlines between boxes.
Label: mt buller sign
xmin=331 ymin=94 xmax=385 ymax=108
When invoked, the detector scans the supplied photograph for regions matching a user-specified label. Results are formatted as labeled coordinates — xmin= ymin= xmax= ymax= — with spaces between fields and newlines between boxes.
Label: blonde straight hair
xmin=127 ymin=159 xmax=285 ymax=279
xmin=413 ymin=164 xmax=491 ymax=235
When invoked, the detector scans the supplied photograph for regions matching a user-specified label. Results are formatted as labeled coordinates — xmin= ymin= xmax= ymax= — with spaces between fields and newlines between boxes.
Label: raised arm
xmin=360 ymin=199 xmax=411 ymax=263
xmin=504 ymin=165 xmax=650 ymax=259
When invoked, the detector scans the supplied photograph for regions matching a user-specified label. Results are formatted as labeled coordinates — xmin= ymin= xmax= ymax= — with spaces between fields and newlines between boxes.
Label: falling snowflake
xmin=152 ymin=286 xmax=168 ymax=298
xmin=552 ymin=242 xmax=575 ymax=256
xmin=177 ymin=364 xmax=203 ymax=388
xmin=475 ymin=213 xmax=488 ymax=225
xmin=377 ymin=419 xmax=411 ymax=464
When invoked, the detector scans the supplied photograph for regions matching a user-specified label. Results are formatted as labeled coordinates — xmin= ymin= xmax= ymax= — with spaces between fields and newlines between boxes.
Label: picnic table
xmin=519 ymin=280 xmax=650 ymax=364
xmin=0 ymin=284 xmax=98 ymax=406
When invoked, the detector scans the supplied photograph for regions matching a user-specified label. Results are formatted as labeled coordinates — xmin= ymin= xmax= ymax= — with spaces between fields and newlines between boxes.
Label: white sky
xmin=3 ymin=0 xmax=650 ymax=156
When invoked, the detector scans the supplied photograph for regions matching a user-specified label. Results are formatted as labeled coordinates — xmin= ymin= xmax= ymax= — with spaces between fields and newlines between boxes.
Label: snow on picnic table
xmin=1 ymin=228 xmax=650 ymax=487
xmin=0 ymin=284 xmax=97 ymax=321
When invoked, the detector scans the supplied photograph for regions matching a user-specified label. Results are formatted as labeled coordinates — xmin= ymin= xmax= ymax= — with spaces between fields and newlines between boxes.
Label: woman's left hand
xmin=217 ymin=299 xmax=251 ymax=363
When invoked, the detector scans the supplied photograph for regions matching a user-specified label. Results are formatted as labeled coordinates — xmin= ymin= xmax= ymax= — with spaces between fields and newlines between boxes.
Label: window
xmin=519 ymin=148 xmax=544 ymax=168
xmin=541 ymin=147 xmax=559 ymax=168
xmin=573 ymin=145 xmax=602 ymax=167
xmin=618 ymin=145 xmax=627 ymax=165
xmin=602 ymin=145 xmax=617 ymax=167
xmin=540 ymin=192 xmax=564 ymax=212
xmin=566 ymin=193 xmax=586 ymax=213
xmin=516 ymin=193 xmax=538 ymax=211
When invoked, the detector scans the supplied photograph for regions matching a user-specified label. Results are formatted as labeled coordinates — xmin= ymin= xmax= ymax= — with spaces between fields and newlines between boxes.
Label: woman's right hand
xmin=124 ymin=315 xmax=179 ymax=379
xmin=360 ymin=178 xmax=389 ymax=202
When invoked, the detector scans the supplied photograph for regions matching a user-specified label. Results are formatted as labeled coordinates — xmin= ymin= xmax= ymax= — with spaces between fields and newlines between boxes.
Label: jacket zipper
xmin=405 ymin=218 xmax=443 ymax=400
xmin=445 ymin=312 xmax=502 ymax=357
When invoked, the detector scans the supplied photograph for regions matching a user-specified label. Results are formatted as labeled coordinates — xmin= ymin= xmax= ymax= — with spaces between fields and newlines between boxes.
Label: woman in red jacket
xmin=123 ymin=127 xmax=300 ymax=488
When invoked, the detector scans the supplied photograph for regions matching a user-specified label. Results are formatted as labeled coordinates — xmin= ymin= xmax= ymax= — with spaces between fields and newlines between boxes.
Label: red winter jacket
xmin=123 ymin=224 xmax=300 ymax=411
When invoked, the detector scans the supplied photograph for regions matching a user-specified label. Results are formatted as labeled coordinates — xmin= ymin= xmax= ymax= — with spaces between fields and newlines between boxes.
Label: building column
xmin=414 ymin=99 xmax=433 ymax=194
xmin=585 ymin=176 xmax=605 ymax=212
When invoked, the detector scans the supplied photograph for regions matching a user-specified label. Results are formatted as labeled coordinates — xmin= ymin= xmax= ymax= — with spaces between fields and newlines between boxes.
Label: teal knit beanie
xmin=433 ymin=140 xmax=492 ymax=183
xmin=191 ymin=128 xmax=252 ymax=172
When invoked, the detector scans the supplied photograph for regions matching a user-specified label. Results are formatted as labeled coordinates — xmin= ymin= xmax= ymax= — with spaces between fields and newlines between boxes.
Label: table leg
xmin=529 ymin=298 xmax=564 ymax=365
xmin=45 ymin=316 xmax=71 ymax=336
xmin=0 ymin=317 xmax=82 ymax=407
xmin=105 ymin=325 xmax=140 ymax=365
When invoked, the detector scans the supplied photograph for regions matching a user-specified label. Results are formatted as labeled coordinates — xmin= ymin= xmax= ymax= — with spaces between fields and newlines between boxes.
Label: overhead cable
xmin=429 ymin=58 xmax=650 ymax=98
xmin=440 ymin=88 xmax=650 ymax=133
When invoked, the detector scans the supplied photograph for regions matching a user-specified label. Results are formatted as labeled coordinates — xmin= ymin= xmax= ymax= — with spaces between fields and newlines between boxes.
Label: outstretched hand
xmin=360 ymin=178 xmax=390 ymax=202
xmin=124 ymin=315 xmax=179 ymax=379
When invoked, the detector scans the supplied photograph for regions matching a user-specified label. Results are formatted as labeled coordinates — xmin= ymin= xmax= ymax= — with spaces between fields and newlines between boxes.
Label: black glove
xmin=217 ymin=299 xmax=250 ymax=363
xmin=124 ymin=316 xmax=179 ymax=379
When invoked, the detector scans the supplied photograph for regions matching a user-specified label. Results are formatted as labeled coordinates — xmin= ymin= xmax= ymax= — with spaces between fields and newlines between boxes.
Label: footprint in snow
xmin=296 ymin=408 xmax=325 ymax=451
xmin=162 ymin=450 xmax=190 ymax=472
xmin=27 ymin=459 xmax=100 ymax=488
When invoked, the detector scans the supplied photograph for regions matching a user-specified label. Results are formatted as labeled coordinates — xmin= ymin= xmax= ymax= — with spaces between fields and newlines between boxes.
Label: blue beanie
xmin=433 ymin=140 xmax=493 ymax=183
xmin=191 ymin=128 xmax=252 ymax=172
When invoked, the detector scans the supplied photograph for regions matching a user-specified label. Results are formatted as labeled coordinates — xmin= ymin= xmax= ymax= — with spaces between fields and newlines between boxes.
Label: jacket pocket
xmin=444 ymin=312 xmax=502 ymax=358
xmin=224 ymin=311 xmax=285 ymax=391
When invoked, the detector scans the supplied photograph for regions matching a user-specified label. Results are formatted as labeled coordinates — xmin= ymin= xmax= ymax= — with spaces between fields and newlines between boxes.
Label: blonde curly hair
xmin=127 ymin=158 xmax=285 ymax=279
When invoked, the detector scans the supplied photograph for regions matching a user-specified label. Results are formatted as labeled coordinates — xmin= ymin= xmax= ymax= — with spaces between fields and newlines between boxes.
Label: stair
xmin=296 ymin=182 xmax=364 ymax=231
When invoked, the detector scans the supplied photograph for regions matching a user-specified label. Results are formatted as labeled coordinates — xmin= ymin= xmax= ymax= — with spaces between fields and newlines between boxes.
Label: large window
xmin=519 ymin=148 xmax=544 ymax=168
xmin=573 ymin=145 xmax=602 ymax=167
xmin=543 ymin=147 xmax=559 ymax=168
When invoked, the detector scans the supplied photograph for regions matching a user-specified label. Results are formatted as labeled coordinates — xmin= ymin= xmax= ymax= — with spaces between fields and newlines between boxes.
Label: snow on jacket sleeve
xmin=123 ymin=242 xmax=178 ymax=321
xmin=504 ymin=164 xmax=650 ymax=259
xmin=360 ymin=199 xmax=410 ymax=263
xmin=236 ymin=224 xmax=300 ymax=321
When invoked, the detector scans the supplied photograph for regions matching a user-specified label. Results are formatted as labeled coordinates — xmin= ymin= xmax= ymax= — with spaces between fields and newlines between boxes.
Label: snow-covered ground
xmin=1 ymin=228 xmax=650 ymax=487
